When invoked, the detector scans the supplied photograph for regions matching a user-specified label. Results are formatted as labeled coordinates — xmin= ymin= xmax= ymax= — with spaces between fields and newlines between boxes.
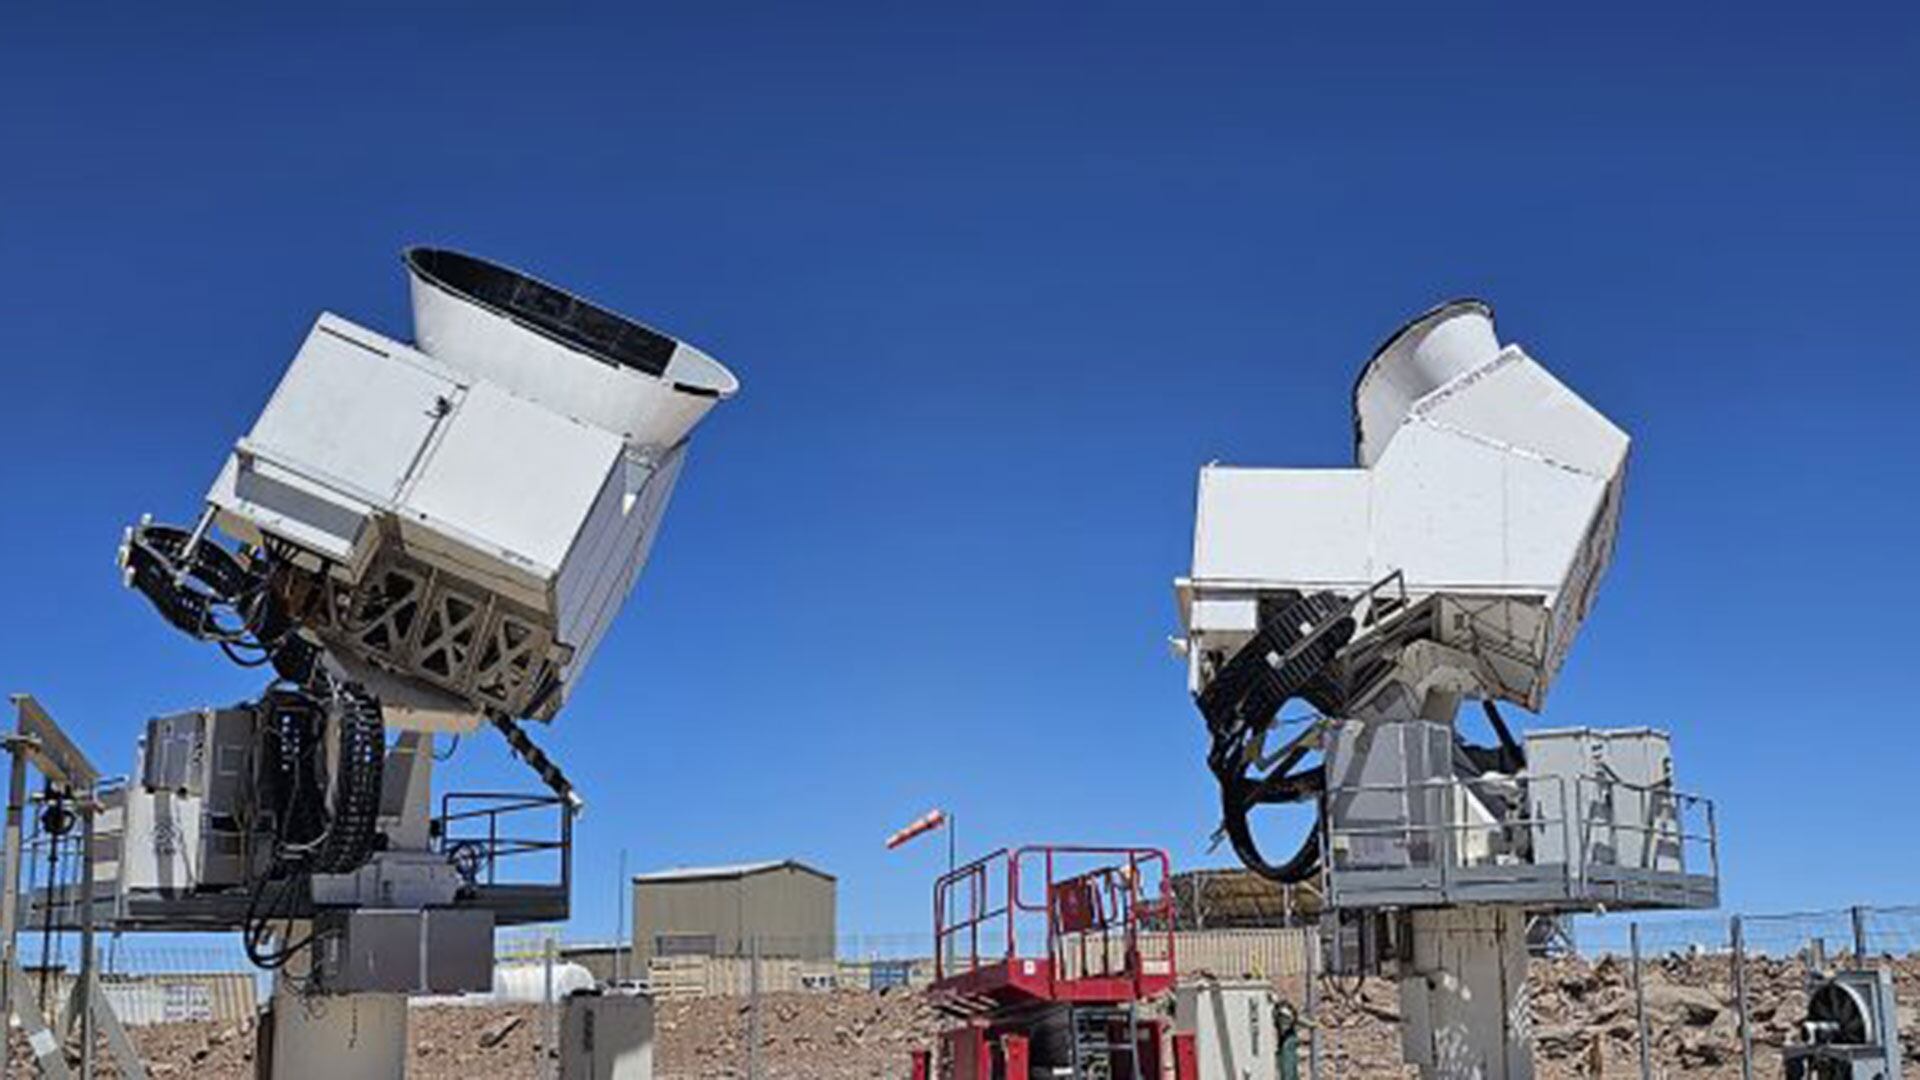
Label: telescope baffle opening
xmin=403 ymin=246 xmax=739 ymax=399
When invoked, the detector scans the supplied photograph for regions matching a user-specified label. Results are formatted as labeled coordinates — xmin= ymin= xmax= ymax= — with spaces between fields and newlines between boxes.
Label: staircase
xmin=1066 ymin=1002 xmax=1142 ymax=1080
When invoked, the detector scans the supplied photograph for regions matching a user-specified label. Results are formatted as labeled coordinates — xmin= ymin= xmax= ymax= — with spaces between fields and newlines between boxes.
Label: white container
xmin=1174 ymin=979 xmax=1278 ymax=1080
xmin=561 ymin=988 xmax=654 ymax=1080
xmin=1524 ymin=727 xmax=1680 ymax=873
xmin=492 ymin=961 xmax=597 ymax=1003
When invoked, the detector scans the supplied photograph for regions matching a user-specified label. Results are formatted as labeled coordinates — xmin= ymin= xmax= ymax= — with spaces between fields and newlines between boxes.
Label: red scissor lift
xmin=917 ymin=846 xmax=1177 ymax=1080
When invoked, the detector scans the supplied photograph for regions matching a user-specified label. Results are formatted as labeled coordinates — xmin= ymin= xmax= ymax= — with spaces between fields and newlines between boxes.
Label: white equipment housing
xmin=205 ymin=249 xmax=737 ymax=724
xmin=1178 ymin=300 xmax=1627 ymax=711
xmin=561 ymin=988 xmax=656 ymax=1080
xmin=1524 ymin=727 xmax=1681 ymax=875
xmin=1173 ymin=979 xmax=1281 ymax=1080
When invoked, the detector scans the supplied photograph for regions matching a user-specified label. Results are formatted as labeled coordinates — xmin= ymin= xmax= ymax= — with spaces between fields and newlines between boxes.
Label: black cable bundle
xmin=1194 ymin=591 xmax=1354 ymax=884
xmin=242 ymin=684 xmax=386 ymax=970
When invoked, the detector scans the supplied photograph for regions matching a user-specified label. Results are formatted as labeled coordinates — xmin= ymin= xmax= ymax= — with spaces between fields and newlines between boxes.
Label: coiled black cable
xmin=1195 ymin=591 xmax=1353 ymax=885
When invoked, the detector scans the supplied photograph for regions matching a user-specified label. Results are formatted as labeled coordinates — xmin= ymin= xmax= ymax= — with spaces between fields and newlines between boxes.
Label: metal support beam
xmin=1 ymin=727 xmax=33 ymax=1080
xmin=1 ymin=696 xmax=146 ymax=1080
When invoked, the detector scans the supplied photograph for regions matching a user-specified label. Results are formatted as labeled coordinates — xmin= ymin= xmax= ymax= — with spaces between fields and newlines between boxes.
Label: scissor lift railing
xmin=932 ymin=845 xmax=1176 ymax=1008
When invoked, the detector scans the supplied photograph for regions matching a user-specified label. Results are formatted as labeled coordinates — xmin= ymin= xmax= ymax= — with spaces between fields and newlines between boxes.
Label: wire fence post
xmin=747 ymin=935 xmax=762 ymax=1080
xmin=1630 ymin=922 xmax=1652 ymax=1080
xmin=1851 ymin=905 xmax=1869 ymax=963
xmin=1731 ymin=915 xmax=1753 ymax=1080
xmin=1304 ymin=922 xmax=1321 ymax=1080
xmin=543 ymin=934 xmax=559 ymax=1078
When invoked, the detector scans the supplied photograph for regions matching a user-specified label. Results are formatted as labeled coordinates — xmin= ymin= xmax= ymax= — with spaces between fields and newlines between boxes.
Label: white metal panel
xmin=402 ymin=381 xmax=624 ymax=579
xmin=552 ymin=451 xmax=638 ymax=644
xmin=1412 ymin=348 xmax=1628 ymax=480
xmin=1370 ymin=423 xmax=1605 ymax=595
xmin=559 ymin=443 xmax=686 ymax=682
xmin=1187 ymin=596 xmax=1258 ymax=634
xmin=208 ymin=316 xmax=464 ymax=564
xmin=1369 ymin=425 xmax=1512 ymax=589
xmin=247 ymin=317 xmax=461 ymax=506
xmin=209 ymin=453 xmax=372 ymax=563
xmin=1192 ymin=468 xmax=1370 ymax=586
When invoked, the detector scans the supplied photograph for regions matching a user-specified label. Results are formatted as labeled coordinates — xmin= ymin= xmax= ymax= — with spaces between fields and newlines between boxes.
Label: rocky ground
xmin=7 ymin=956 xmax=1916 ymax=1077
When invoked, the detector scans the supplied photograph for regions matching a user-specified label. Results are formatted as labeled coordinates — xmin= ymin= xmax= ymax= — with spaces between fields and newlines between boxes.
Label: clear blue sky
xmin=2 ymin=5 xmax=1915 ymax=946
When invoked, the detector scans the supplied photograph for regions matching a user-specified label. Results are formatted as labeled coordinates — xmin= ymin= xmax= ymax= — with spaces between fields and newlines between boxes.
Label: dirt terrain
xmin=9 ymin=956 xmax=1916 ymax=1077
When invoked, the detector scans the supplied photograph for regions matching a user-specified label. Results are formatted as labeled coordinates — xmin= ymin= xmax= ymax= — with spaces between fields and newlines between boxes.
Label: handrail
xmin=932 ymin=845 xmax=1174 ymax=994
xmin=1320 ymin=772 xmax=1718 ymax=900
xmin=435 ymin=790 xmax=572 ymax=891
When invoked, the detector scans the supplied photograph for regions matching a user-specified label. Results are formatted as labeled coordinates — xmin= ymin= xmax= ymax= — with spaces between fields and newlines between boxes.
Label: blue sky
xmin=2 ymin=5 xmax=1916 ymax=946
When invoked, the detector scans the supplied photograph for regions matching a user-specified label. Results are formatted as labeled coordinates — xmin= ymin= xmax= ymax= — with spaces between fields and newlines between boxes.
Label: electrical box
xmin=1524 ymin=727 xmax=1680 ymax=874
xmin=561 ymin=987 xmax=655 ymax=1080
xmin=312 ymin=908 xmax=495 ymax=994
xmin=1174 ymin=980 xmax=1277 ymax=1080
xmin=121 ymin=708 xmax=262 ymax=892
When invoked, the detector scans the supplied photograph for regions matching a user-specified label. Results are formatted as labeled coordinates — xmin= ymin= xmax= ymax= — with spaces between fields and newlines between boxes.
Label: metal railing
xmin=1321 ymin=771 xmax=1718 ymax=905
xmin=434 ymin=790 xmax=572 ymax=891
xmin=932 ymin=845 xmax=1174 ymax=992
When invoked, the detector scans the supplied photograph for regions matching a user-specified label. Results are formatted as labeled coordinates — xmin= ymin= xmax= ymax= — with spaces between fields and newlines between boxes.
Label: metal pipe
xmin=0 ymin=741 xmax=29 ymax=1080
xmin=1631 ymin=923 xmax=1652 ymax=1080
xmin=1731 ymin=915 xmax=1754 ymax=1080
xmin=78 ymin=794 xmax=96 ymax=1080
xmin=747 ymin=936 xmax=762 ymax=1080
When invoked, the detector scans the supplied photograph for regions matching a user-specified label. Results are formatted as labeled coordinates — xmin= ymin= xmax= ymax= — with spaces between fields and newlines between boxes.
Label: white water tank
xmin=490 ymin=961 xmax=596 ymax=1003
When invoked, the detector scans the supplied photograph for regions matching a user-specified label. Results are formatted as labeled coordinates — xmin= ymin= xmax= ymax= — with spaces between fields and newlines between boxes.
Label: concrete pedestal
xmin=260 ymin=979 xmax=407 ymax=1080
xmin=1397 ymin=906 xmax=1533 ymax=1080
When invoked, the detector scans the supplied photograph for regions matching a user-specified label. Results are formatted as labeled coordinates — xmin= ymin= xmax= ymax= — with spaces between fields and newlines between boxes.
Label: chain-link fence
xmin=1547 ymin=904 xmax=1920 ymax=1079
xmin=8 ymin=904 xmax=1915 ymax=1077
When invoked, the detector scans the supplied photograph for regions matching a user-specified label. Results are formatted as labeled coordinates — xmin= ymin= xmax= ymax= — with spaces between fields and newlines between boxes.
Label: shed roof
xmin=632 ymin=859 xmax=835 ymax=884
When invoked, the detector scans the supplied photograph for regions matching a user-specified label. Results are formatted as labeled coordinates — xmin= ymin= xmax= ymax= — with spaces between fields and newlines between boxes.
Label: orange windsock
xmin=885 ymin=808 xmax=948 ymax=849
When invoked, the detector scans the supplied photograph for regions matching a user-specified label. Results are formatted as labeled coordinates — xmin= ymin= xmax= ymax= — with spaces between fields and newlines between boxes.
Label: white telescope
xmin=1175 ymin=301 xmax=1715 ymax=1080
xmin=167 ymin=248 xmax=739 ymax=726
xmin=1178 ymin=300 xmax=1627 ymax=712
